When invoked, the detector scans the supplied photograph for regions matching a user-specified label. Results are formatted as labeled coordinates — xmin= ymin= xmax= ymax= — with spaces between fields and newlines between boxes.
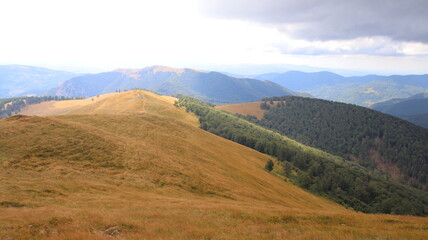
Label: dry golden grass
xmin=0 ymin=91 xmax=427 ymax=239
xmin=19 ymin=93 xmax=117 ymax=116
xmin=216 ymin=101 xmax=279 ymax=119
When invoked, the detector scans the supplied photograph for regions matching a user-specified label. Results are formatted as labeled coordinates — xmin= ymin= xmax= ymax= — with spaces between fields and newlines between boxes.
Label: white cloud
xmin=200 ymin=0 xmax=428 ymax=43
xmin=0 ymin=0 xmax=427 ymax=74
xmin=271 ymin=36 xmax=428 ymax=56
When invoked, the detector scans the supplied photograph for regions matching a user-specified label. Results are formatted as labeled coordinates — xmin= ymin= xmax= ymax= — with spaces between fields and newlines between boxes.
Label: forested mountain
xmin=48 ymin=66 xmax=300 ymax=104
xmin=244 ymin=96 xmax=428 ymax=190
xmin=177 ymin=96 xmax=428 ymax=215
xmin=256 ymin=71 xmax=428 ymax=106
xmin=0 ymin=65 xmax=77 ymax=98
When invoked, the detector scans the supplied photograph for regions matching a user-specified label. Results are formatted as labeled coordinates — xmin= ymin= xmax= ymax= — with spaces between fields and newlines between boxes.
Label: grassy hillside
xmin=216 ymin=101 xmax=278 ymax=119
xmin=1 ymin=91 xmax=427 ymax=239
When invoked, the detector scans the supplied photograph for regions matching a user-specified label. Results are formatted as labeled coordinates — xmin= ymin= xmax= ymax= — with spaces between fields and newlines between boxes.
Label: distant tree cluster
xmin=260 ymin=102 xmax=271 ymax=110
xmin=259 ymin=96 xmax=428 ymax=189
xmin=176 ymin=95 xmax=428 ymax=216
xmin=260 ymin=101 xmax=285 ymax=111
xmin=0 ymin=96 xmax=76 ymax=119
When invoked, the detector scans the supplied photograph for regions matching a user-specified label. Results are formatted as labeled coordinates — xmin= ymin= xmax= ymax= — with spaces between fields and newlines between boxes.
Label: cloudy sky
xmin=0 ymin=0 xmax=427 ymax=74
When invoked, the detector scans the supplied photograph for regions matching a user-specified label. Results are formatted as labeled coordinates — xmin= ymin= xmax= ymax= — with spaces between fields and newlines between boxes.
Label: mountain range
xmin=255 ymin=71 xmax=428 ymax=106
xmin=2 ymin=64 xmax=427 ymax=108
xmin=47 ymin=66 xmax=301 ymax=104
xmin=0 ymin=65 xmax=77 ymax=98
xmin=202 ymin=63 xmax=369 ymax=76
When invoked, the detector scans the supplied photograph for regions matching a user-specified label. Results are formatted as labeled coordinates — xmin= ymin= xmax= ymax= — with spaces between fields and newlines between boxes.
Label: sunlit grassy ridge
xmin=0 ymin=90 xmax=427 ymax=239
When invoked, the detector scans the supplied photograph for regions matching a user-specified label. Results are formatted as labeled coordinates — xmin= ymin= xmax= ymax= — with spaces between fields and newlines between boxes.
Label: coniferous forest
xmin=176 ymin=96 xmax=428 ymax=216
xmin=257 ymin=96 xmax=428 ymax=190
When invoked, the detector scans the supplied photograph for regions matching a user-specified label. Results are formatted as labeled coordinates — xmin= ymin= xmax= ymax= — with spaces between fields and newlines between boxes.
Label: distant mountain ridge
xmin=48 ymin=66 xmax=301 ymax=104
xmin=0 ymin=65 xmax=77 ymax=98
xmin=371 ymin=92 xmax=428 ymax=128
xmin=204 ymin=63 xmax=369 ymax=76
xmin=255 ymin=71 xmax=428 ymax=106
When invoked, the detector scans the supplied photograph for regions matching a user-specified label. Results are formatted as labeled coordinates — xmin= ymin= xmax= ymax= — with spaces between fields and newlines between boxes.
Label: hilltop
xmin=2 ymin=90 xmax=427 ymax=239
xmin=47 ymin=66 xmax=300 ymax=104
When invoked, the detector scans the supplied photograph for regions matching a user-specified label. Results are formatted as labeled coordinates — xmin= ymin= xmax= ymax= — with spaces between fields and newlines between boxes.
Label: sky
xmin=0 ymin=0 xmax=427 ymax=75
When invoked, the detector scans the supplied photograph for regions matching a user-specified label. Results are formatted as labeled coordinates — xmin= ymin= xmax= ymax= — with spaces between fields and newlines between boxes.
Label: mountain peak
xmin=146 ymin=65 xmax=185 ymax=74
xmin=113 ymin=65 xmax=186 ymax=76
xmin=145 ymin=65 xmax=207 ymax=74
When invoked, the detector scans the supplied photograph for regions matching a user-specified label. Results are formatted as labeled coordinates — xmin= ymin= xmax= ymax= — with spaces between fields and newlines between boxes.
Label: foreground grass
xmin=0 ymin=91 xmax=427 ymax=239
xmin=1 ymin=165 xmax=427 ymax=240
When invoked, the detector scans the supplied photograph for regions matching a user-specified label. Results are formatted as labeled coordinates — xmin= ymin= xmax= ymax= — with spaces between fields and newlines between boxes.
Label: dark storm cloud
xmin=200 ymin=0 xmax=428 ymax=43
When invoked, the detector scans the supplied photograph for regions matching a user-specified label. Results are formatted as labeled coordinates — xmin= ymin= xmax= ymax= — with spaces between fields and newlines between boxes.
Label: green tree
xmin=260 ymin=102 xmax=271 ymax=110
xmin=265 ymin=160 xmax=274 ymax=171
xmin=283 ymin=161 xmax=292 ymax=175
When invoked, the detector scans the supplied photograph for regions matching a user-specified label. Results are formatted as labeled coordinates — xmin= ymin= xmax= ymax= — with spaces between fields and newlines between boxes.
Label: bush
xmin=265 ymin=160 xmax=274 ymax=171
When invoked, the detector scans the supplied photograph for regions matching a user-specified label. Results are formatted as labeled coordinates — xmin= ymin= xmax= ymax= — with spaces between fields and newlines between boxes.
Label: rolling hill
xmin=219 ymin=96 xmax=428 ymax=190
xmin=47 ymin=66 xmax=300 ymax=104
xmin=256 ymin=71 xmax=428 ymax=106
xmin=2 ymin=90 xmax=427 ymax=239
xmin=0 ymin=65 xmax=77 ymax=98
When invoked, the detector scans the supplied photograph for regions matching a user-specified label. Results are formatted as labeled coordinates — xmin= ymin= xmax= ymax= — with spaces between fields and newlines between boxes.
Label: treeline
xmin=259 ymin=96 xmax=428 ymax=189
xmin=0 ymin=96 xmax=78 ymax=119
xmin=176 ymin=96 xmax=428 ymax=216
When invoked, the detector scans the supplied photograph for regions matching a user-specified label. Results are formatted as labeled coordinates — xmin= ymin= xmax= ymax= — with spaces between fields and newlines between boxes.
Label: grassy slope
xmin=0 ymin=90 xmax=427 ymax=239
xmin=217 ymin=102 xmax=267 ymax=119
xmin=216 ymin=101 xmax=279 ymax=119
